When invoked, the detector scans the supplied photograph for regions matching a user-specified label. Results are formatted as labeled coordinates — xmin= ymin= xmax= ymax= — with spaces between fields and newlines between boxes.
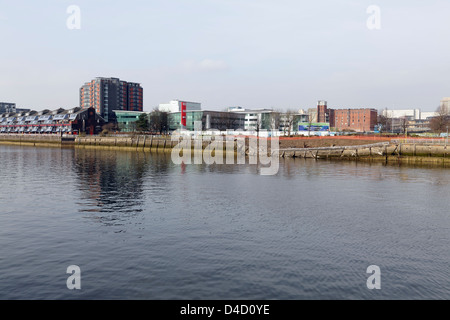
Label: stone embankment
xmin=1 ymin=134 xmax=449 ymax=164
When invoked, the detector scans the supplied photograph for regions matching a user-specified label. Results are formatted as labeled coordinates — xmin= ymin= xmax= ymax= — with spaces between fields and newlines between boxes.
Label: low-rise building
xmin=168 ymin=110 xmax=245 ymax=131
xmin=113 ymin=110 xmax=146 ymax=132
xmin=0 ymin=107 xmax=105 ymax=135
xmin=382 ymin=108 xmax=436 ymax=121
xmin=169 ymin=110 xmax=245 ymax=131
xmin=158 ymin=100 xmax=201 ymax=113
xmin=381 ymin=108 xmax=439 ymax=133
xmin=331 ymin=108 xmax=378 ymax=132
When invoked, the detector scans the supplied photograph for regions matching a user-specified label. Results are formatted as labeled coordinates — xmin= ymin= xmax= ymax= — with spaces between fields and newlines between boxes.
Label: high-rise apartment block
xmin=80 ymin=77 xmax=143 ymax=122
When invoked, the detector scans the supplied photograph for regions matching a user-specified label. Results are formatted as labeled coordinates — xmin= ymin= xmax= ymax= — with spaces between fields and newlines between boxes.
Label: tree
xmin=377 ymin=114 xmax=390 ymax=133
xmin=430 ymin=104 xmax=450 ymax=133
xmin=270 ymin=110 xmax=282 ymax=131
xmin=135 ymin=113 xmax=149 ymax=132
xmin=400 ymin=116 xmax=408 ymax=134
xmin=101 ymin=122 xmax=118 ymax=134
xmin=282 ymin=110 xmax=296 ymax=137
xmin=254 ymin=114 xmax=262 ymax=137
xmin=149 ymin=110 xmax=168 ymax=134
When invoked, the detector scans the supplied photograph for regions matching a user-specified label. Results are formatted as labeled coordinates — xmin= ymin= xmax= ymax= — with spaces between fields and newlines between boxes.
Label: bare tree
xmin=102 ymin=122 xmax=118 ymax=134
xmin=430 ymin=104 xmax=450 ymax=133
xmin=254 ymin=114 xmax=262 ymax=137
xmin=307 ymin=112 xmax=314 ymax=136
xmin=149 ymin=109 xmax=168 ymax=134
xmin=400 ymin=116 xmax=408 ymax=134
xmin=377 ymin=113 xmax=390 ymax=133
xmin=270 ymin=110 xmax=282 ymax=131
xmin=282 ymin=110 xmax=296 ymax=137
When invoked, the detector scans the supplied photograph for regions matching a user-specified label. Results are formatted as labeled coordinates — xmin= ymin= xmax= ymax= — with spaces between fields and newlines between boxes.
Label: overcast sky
xmin=1 ymin=0 xmax=450 ymax=112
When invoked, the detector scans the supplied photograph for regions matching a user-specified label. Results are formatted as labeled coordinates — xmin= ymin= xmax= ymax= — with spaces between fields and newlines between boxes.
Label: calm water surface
xmin=0 ymin=145 xmax=449 ymax=300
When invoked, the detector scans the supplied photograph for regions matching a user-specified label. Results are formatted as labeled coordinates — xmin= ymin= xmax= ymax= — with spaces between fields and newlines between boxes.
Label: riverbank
xmin=1 ymin=134 xmax=449 ymax=165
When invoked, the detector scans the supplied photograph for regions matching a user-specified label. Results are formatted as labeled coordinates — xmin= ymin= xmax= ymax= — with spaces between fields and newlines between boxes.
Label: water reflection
xmin=1 ymin=145 xmax=449 ymax=299
xmin=72 ymin=149 xmax=153 ymax=213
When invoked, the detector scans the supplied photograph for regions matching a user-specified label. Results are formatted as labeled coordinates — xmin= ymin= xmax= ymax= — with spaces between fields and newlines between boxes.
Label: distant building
xmin=80 ymin=77 xmax=143 ymax=122
xmin=0 ymin=102 xmax=16 ymax=114
xmin=158 ymin=100 xmax=201 ymax=113
xmin=381 ymin=109 xmax=433 ymax=120
xmin=381 ymin=108 xmax=439 ymax=133
xmin=307 ymin=108 xmax=318 ymax=123
xmin=440 ymin=97 xmax=450 ymax=109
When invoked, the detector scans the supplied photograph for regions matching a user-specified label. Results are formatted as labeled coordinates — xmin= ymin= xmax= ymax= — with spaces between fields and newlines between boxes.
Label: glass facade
xmin=114 ymin=111 xmax=145 ymax=132
xmin=168 ymin=111 xmax=245 ymax=131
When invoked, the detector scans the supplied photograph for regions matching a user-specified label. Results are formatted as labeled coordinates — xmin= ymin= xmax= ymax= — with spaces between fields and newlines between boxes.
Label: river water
xmin=0 ymin=145 xmax=448 ymax=300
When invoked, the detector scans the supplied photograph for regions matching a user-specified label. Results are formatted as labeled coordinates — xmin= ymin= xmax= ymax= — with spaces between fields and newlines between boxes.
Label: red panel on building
xmin=181 ymin=102 xmax=187 ymax=127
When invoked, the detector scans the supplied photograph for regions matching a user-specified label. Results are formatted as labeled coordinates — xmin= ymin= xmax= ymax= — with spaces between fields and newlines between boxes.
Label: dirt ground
xmin=278 ymin=137 xmax=389 ymax=149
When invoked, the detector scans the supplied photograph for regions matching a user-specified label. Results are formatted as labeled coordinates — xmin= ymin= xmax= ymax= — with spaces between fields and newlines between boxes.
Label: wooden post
xmin=385 ymin=145 xmax=388 ymax=163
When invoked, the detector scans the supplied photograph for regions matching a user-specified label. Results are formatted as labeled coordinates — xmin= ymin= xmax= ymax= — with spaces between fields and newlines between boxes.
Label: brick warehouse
xmin=330 ymin=108 xmax=378 ymax=132
xmin=316 ymin=101 xmax=378 ymax=132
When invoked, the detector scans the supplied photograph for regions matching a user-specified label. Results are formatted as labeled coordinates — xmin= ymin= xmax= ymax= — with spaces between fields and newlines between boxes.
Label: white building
xmin=382 ymin=108 xmax=437 ymax=120
xmin=158 ymin=100 xmax=201 ymax=113
xmin=440 ymin=97 xmax=450 ymax=109
xmin=228 ymin=107 xmax=275 ymax=130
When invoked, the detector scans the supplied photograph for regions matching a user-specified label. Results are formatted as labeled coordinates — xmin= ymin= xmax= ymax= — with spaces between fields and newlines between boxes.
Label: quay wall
xmin=1 ymin=134 xmax=449 ymax=164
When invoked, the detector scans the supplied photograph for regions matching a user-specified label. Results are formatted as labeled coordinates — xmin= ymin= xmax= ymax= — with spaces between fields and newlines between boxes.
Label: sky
xmin=1 ymin=0 xmax=450 ymax=112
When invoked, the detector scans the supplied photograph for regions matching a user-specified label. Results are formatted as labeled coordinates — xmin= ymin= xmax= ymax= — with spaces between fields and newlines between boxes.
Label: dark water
xmin=0 ymin=145 xmax=449 ymax=300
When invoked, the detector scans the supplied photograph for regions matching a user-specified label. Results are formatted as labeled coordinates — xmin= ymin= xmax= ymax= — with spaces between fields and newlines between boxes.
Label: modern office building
xmin=0 ymin=107 xmax=105 ymax=135
xmin=227 ymin=107 xmax=309 ymax=133
xmin=227 ymin=107 xmax=278 ymax=131
xmin=158 ymin=100 xmax=201 ymax=113
xmin=113 ymin=110 xmax=146 ymax=132
xmin=0 ymin=102 xmax=16 ymax=114
xmin=80 ymin=77 xmax=143 ymax=122
xmin=168 ymin=110 xmax=245 ymax=131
